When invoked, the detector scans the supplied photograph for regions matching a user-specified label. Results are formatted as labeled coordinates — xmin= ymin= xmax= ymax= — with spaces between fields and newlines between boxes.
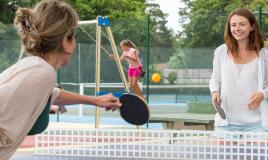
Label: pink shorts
xmin=128 ymin=66 xmax=143 ymax=77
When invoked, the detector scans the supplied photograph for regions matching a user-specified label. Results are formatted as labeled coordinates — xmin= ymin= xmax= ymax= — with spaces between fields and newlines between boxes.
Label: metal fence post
xmin=258 ymin=7 xmax=263 ymax=31
xmin=146 ymin=15 xmax=150 ymax=104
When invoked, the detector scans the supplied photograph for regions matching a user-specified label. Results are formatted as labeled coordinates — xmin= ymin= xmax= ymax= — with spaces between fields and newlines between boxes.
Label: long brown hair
xmin=224 ymin=8 xmax=264 ymax=59
xmin=14 ymin=0 xmax=79 ymax=57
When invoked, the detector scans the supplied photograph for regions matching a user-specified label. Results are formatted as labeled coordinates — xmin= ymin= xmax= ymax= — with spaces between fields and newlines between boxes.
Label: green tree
xmin=178 ymin=0 xmax=229 ymax=48
xmin=0 ymin=0 xmax=39 ymax=24
xmin=167 ymin=50 xmax=185 ymax=69
xmin=67 ymin=0 xmax=146 ymax=20
xmin=146 ymin=2 xmax=176 ymax=63
xmin=0 ymin=22 xmax=20 ymax=71
xmin=167 ymin=72 xmax=177 ymax=85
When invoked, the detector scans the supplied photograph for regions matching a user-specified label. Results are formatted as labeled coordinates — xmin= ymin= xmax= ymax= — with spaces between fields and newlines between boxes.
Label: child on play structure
xmin=110 ymin=39 xmax=145 ymax=99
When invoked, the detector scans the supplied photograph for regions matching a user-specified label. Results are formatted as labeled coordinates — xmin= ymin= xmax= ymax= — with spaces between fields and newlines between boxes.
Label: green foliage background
xmin=0 ymin=0 xmax=267 ymax=95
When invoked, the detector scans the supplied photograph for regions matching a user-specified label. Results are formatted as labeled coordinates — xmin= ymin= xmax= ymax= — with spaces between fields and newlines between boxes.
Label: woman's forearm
xmin=53 ymin=90 xmax=98 ymax=106
xmin=53 ymin=90 xmax=121 ymax=110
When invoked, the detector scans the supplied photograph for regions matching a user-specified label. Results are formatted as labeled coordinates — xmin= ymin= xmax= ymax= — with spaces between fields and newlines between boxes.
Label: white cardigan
xmin=209 ymin=44 xmax=268 ymax=130
xmin=0 ymin=56 xmax=60 ymax=159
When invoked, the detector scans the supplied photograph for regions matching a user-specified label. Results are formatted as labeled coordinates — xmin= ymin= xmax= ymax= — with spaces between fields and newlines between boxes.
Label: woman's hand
xmin=212 ymin=91 xmax=221 ymax=104
xmin=248 ymin=91 xmax=264 ymax=110
xmin=110 ymin=54 xmax=125 ymax=62
xmin=95 ymin=94 xmax=121 ymax=111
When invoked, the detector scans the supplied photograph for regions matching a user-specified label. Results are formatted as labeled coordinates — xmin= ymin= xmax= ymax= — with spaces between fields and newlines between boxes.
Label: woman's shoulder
xmin=260 ymin=47 xmax=268 ymax=55
xmin=215 ymin=44 xmax=227 ymax=52
xmin=22 ymin=56 xmax=51 ymax=66
xmin=20 ymin=56 xmax=56 ymax=77
xmin=0 ymin=56 xmax=56 ymax=87
xmin=260 ymin=47 xmax=268 ymax=60
xmin=213 ymin=44 xmax=227 ymax=57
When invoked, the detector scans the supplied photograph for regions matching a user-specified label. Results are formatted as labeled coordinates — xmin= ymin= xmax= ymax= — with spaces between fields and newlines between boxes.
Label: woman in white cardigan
xmin=209 ymin=8 xmax=268 ymax=133
xmin=0 ymin=1 xmax=121 ymax=159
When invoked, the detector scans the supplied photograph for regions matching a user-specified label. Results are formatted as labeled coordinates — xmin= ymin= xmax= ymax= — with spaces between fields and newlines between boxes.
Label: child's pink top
xmin=122 ymin=48 xmax=142 ymax=68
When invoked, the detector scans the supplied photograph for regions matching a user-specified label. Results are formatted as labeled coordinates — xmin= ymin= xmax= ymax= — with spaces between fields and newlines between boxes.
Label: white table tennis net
xmin=35 ymin=128 xmax=268 ymax=160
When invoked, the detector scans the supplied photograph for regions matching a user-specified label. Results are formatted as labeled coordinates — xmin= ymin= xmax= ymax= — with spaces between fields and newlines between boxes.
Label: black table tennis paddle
xmin=212 ymin=100 xmax=226 ymax=119
xmin=119 ymin=93 xmax=149 ymax=125
xmin=98 ymin=91 xmax=150 ymax=125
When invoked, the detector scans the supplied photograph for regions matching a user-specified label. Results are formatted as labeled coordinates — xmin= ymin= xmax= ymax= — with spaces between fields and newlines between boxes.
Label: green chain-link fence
xmin=57 ymin=17 xmax=150 ymax=97
xmin=0 ymin=8 xmax=267 ymax=105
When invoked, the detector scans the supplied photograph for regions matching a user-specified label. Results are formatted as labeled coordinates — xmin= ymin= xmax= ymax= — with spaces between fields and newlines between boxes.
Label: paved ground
xmin=11 ymin=149 xmax=164 ymax=160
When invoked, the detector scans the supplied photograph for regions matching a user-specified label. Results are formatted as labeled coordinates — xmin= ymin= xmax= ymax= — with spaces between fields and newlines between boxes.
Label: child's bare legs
xmin=128 ymin=76 xmax=144 ymax=99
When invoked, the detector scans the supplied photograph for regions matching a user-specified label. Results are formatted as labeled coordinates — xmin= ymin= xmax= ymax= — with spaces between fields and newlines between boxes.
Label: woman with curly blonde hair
xmin=0 ymin=1 xmax=121 ymax=158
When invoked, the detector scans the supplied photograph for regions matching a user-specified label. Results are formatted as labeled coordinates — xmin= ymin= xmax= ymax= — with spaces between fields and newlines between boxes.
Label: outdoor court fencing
xmin=35 ymin=128 xmax=268 ymax=160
